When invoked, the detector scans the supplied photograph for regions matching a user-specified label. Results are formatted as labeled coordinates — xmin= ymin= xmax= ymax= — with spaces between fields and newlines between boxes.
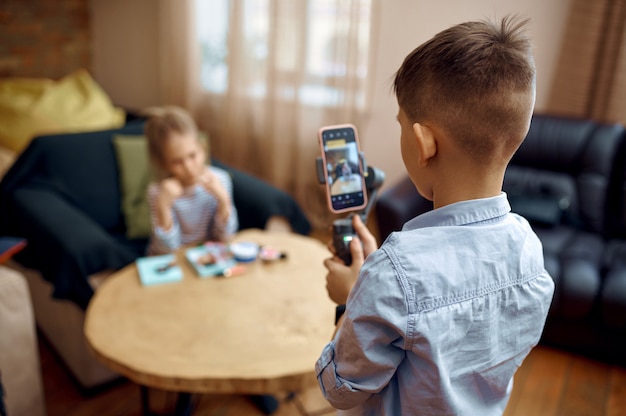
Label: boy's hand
xmin=322 ymin=215 xmax=378 ymax=305
xmin=323 ymin=237 xmax=365 ymax=305
xmin=326 ymin=215 xmax=378 ymax=259
xmin=352 ymin=215 xmax=378 ymax=259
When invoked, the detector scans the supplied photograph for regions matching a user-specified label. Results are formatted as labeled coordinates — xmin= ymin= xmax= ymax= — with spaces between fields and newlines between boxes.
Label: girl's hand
xmin=199 ymin=168 xmax=227 ymax=198
xmin=199 ymin=168 xmax=231 ymax=221
xmin=159 ymin=178 xmax=185 ymax=205
xmin=156 ymin=178 xmax=184 ymax=231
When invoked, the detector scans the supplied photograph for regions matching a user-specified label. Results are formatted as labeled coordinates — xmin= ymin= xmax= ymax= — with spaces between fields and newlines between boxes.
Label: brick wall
xmin=0 ymin=0 xmax=90 ymax=78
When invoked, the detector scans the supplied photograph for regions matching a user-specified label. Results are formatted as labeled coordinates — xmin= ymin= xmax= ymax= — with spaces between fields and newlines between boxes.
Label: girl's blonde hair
xmin=142 ymin=106 xmax=201 ymax=179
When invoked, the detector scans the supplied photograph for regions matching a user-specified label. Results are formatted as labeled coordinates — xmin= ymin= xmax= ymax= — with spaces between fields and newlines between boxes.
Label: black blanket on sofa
xmin=0 ymin=122 xmax=311 ymax=309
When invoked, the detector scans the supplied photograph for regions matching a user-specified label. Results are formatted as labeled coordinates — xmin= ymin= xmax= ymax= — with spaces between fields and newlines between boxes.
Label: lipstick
xmin=217 ymin=265 xmax=247 ymax=277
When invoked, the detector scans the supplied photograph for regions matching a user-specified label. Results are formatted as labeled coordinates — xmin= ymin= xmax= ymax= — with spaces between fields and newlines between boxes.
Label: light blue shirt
xmin=316 ymin=193 xmax=555 ymax=415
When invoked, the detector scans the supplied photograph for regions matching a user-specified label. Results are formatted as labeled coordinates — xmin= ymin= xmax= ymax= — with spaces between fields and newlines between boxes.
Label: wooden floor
xmin=40 ymin=332 xmax=626 ymax=416
xmin=503 ymin=345 xmax=626 ymax=416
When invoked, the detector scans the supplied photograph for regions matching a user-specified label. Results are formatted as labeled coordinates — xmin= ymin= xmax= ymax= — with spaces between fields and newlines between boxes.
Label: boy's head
xmin=144 ymin=106 xmax=207 ymax=185
xmin=393 ymin=16 xmax=536 ymax=171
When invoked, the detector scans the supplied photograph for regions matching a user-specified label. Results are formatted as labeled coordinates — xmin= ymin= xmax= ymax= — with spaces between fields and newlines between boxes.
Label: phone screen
xmin=319 ymin=124 xmax=368 ymax=213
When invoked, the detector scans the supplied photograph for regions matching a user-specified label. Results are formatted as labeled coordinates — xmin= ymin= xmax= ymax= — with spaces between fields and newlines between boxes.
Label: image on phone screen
xmin=319 ymin=124 xmax=367 ymax=213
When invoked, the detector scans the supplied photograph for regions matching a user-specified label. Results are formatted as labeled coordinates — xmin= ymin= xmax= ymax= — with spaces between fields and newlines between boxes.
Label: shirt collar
xmin=403 ymin=193 xmax=511 ymax=230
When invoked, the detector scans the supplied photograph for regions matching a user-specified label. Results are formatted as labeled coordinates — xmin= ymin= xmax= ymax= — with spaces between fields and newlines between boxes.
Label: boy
xmin=316 ymin=16 xmax=555 ymax=415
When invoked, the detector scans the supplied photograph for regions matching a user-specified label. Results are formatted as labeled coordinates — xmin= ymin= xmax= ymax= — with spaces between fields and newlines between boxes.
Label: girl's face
xmin=161 ymin=132 xmax=206 ymax=187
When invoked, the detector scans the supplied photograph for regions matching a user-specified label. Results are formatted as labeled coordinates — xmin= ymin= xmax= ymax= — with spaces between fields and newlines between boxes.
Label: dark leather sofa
xmin=375 ymin=113 xmax=626 ymax=365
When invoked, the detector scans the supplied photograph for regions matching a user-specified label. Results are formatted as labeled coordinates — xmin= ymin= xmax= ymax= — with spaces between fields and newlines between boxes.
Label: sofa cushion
xmin=0 ymin=69 xmax=126 ymax=153
xmin=112 ymin=135 xmax=154 ymax=239
xmin=505 ymin=168 xmax=577 ymax=228
xmin=508 ymin=193 xmax=566 ymax=227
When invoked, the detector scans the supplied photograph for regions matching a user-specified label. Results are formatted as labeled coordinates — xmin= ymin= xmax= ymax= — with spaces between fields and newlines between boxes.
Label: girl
xmin=144 ymin=106 xmax=237 ymax=255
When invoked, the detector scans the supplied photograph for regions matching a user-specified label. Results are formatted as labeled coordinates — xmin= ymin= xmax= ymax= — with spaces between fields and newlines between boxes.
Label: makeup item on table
xmin=196 ymin=252 xmax=217 ymax=267
xmin=136 ymin=254 xmax=183 ymax=286
xmin=216 ymin=264 xmax=247 ymax=277
xmin=185 ymin=242 xmax=237 ymax=278
xmin=259 ymin=246 xmax=288 ymax=262
xmin=229 ymin=241 xmax=260 ymax=262
xmin=156 ymin=261 xmax=177 ymax=273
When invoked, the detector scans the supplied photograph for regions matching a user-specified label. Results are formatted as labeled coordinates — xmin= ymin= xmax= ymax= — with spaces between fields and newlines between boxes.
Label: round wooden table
xmin=84 ymin=230 xmax=335 ymax=397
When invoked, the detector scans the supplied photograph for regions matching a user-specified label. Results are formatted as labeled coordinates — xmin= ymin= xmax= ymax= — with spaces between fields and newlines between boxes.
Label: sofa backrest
xmin=5 ymin=121 xmax=145 ymax=232
xmin=504 ymin=114 xmax=626 ymax=235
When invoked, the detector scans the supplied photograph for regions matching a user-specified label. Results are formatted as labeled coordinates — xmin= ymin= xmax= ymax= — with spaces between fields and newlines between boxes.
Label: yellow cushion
xmin=0 ymin=69 xmax=126 ymax=153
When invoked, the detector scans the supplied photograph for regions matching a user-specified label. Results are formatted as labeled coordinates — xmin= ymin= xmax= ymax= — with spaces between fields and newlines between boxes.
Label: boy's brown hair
xmin=394 ymin=16 xmax=536 ymax=163
xmin=143 ymin=106 xmax=200 ymax=178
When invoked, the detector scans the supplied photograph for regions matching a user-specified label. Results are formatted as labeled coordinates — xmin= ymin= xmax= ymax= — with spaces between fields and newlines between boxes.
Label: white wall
xmin=90 ymin=0 xmax=572 ymax=189
xmin=360 ymin=0 xmax=572 ymax=190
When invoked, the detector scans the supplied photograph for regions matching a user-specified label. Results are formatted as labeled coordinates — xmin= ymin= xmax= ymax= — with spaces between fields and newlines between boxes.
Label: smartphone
xmin=318 ymin=124 xmax=368 ymax=214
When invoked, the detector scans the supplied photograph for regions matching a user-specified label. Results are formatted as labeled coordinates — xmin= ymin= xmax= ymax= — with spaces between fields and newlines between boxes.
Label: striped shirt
xmin=146 ymin=166 xmax=238 ymax=255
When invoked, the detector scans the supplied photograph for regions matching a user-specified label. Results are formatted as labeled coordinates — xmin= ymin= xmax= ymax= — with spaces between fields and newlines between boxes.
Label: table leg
xmin=140 ymin=385 xmax=150 ymax=416
xmin=248 ymin=394 xmax=280 ymax=414
xmin=140 ymin=386 xmax=193 ymax=416
xmin=174 ymin=392 xmax=194 ymax=416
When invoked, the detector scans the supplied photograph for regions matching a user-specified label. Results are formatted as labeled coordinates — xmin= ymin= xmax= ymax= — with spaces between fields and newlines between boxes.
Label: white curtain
xmin=157 ymin=0 xmax=380 ymax=230
xmin=548 ymin=0 xmax=626 ymax=125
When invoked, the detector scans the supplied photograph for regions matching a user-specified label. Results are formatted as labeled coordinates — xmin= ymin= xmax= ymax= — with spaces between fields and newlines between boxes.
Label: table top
xmin=84 ymin=230 xmax=335 ymax=394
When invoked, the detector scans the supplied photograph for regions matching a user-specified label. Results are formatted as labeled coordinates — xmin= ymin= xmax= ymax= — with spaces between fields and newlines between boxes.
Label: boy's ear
xmin=412 ymin=122 xmax=437 ymax=167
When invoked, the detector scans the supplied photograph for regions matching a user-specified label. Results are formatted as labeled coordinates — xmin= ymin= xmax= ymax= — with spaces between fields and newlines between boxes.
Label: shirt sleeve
xmin=147 ymin=183 xmax=182 ymax=254
xmin=316 ymin=249 xmax=408 ymax=410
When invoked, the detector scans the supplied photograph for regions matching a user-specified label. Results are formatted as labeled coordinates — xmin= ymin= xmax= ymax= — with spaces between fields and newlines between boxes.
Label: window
xmin=195 ymin=0 xmax=374 ymax=107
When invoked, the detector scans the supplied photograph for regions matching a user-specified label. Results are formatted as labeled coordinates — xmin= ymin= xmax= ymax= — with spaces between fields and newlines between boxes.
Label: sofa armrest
xmin=0 ymin=266 xmax=46 ymax=416
xmin=11 ymin=186 xmax=136 ymax=309
xmin=212 ymin=160 xmax=311 ymax=235
xmin=375 ymin=176 xmax=433 ymax=241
